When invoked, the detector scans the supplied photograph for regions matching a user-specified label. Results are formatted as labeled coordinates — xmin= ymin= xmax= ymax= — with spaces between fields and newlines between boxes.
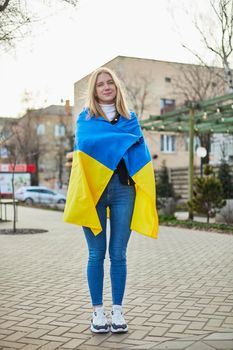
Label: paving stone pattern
xmin=0 ymin=207 xmax=233 ymax=350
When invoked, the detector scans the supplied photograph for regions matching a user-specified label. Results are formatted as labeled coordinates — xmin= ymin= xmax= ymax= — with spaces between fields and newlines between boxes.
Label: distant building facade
xmin=73 ymin=55 xmax=231 ymax=169
xmin=0 ymin=102 xmax=73 ymax=189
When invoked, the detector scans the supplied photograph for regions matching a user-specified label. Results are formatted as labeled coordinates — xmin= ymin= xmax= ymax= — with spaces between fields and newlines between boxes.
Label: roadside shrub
xmin=218 ymin=160 xmax=233 ymax=199
xmin=188 ymin=165 xmax=226 ymax=223
xmin=156 ymin=161 xmax=176 ymax=215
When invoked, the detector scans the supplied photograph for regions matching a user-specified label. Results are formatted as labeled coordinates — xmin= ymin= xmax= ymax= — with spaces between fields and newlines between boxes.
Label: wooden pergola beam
xmin=141 ymin=92 xmax=233 ymax=220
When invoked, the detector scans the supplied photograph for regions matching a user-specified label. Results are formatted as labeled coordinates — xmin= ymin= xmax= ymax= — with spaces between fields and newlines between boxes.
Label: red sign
xmin=0 ymin=164 xmax=36 ymax=173
xmin=26 ymin=164 xmax=36 ymax=173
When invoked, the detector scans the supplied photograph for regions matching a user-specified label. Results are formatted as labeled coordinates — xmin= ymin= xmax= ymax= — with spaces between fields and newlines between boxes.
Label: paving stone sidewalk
xmin=0 ymin=206 xmax=233 ymax=350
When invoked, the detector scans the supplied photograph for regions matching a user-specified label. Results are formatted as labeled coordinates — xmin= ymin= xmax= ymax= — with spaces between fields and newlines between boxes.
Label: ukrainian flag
xmin=63 ymin=109 xmax=159 ymax=239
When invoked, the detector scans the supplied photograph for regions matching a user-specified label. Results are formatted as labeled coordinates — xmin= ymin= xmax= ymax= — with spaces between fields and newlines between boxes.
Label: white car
xmin=15 ymin=186 xmax=66 ymax=205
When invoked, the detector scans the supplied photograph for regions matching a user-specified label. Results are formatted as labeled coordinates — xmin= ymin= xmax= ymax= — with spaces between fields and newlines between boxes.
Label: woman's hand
xmin=65 ymin=151 xmax=74 ymax=167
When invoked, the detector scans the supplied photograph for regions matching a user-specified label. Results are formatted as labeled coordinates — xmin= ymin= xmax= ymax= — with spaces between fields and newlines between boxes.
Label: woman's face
xmin=95 ymin=72 xmax=117 ymax=104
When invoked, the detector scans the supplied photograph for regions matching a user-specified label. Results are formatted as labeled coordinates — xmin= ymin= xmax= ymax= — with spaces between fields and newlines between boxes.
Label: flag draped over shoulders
xmin=63 ymin=109 xmax=159 ymax=239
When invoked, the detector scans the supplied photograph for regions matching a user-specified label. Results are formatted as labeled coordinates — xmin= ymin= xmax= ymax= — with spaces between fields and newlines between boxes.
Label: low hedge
xmin=159 ymin=215 xmax=233 ymax=234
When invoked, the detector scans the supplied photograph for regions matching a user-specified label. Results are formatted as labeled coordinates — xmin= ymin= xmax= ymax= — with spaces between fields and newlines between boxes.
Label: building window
xmin=160 ymin=135 xmax=176 ymax=153
xmin=160 ymin=98 xmax=175 ymax=114
xmin=55 ymin=124 xmax=66 ymax=137
xmin=0 ymin=147 xmax=10 ymax=158
xmin=165 ymin=77 xmax=171 ymax=83
xmin=37 ymin=124 xmax=45 ymax=135
xmin=185 ymin=136 xmax=201 ymax=152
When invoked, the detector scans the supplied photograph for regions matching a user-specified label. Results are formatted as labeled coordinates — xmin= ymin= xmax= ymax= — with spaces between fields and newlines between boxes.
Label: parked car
xmin=15 ymin=186 xmax=66 ymax=205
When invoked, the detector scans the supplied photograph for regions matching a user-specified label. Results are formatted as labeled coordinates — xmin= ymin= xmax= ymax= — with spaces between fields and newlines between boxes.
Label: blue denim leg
xmin=83 ymin=174 xmax=135 ymax=306
xmin=108 ymin=175 xmax=135 ymax=305
xmin=83 ymin=199 xmax=107 ymax=306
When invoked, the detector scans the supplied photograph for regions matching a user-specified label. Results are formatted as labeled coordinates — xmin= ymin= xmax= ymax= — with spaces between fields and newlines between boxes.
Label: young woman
xmin=64 ymin=67 xmax=158 ymax=333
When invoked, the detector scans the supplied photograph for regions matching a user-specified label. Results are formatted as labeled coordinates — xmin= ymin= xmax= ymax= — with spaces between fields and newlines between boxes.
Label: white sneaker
xmin=91 ymin=306 xmax=110 ymax=333
xmin=111 ymin=305 xmax=128 ymax=333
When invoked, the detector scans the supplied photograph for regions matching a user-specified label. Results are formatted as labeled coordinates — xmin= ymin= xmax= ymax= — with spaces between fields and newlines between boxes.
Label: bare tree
xmin=0 ymin=0 xmax=30 ymax=49
xmin=55 ymin=121 xmax=74 ymax=188
xmin=169 ymin=0 xmax=233 ymax=169
xmin=171 ymin=63 xmax=226 ymax=104
xmin=1 ymin=120 xmax=22 ymax=232
xmin=170 ymin=63 xmax=227 ymax=169
xmin=117 ymin=71 xmax=154 ymax=120
xmin=0 ymin=0 xmax=78 ymax=50
xmin=1 ymin=117 xmax=47 ymax=231
xmin=4 ymin=142 xmax=18 ymax=232
xmin=19 ymin=113 xmax=48 ymax=185
xmin=2 ymin=113 xmax=48 ymax=185
xmin=181 ymin=0 xmax=233 ymax=91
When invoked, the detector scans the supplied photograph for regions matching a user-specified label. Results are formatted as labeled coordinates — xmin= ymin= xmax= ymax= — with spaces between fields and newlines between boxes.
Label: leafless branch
xmin=0 ymin=0 xmax=78 ymax=50
xmin=181 ymin=0 xmax=233 ymax=91
xmin=171 ymin=63 xmax=226 ymax=103
xmin=117 ymin=71 xmax=153 ymax=119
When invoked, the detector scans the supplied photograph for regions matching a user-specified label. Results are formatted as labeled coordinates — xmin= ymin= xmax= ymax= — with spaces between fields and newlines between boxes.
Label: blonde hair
xmin=86 ymin=67 xmax=130 ymax=119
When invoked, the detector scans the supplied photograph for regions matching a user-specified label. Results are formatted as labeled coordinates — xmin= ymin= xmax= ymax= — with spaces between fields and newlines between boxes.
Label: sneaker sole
xmin=91 ymin=324 xmax=110 ymax=333
xmin=111 ymin=325 xmax=128 ymax=333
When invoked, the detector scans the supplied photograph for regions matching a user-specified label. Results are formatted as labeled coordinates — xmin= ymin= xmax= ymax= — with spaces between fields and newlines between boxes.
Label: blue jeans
xmin=83 ymin=173 xmax=135 ymax=306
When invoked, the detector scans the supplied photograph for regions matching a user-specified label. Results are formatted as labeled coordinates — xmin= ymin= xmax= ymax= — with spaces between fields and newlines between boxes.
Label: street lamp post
xmin=196 ymin=146 xmax=207 ymax=176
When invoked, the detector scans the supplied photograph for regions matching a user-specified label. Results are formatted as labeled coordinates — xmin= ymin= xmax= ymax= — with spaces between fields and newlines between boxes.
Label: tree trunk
xmin=31 ymin=156 xmax=39 ymax=185
xmin=223 ymin=60 xmax=233 ymax=92
xmin=58 ymin=152 xmax=63 ymax=189
xmin=12 ymin=166 xmax=17 ymax=233
xmin=0 ymin=0 xmax=10 ymax=12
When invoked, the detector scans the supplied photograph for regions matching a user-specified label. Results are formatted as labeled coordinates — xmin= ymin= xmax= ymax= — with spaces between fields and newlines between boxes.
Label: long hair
xmin=86 ymin=67 xmax=130 ymax=119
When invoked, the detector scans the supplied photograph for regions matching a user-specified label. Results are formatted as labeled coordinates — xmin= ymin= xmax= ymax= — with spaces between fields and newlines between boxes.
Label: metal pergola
xmin=140 ymin=92 xmax=233 ymax=219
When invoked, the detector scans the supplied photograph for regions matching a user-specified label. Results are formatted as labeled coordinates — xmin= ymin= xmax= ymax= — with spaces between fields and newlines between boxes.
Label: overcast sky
xmin=0 ymin=0 xmax=219 ymax=118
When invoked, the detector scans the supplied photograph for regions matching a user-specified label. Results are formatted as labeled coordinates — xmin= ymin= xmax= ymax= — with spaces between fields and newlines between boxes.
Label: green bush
xmin=158 ymin=214 xmax=233 ymax=234
xmin=218 ymin=160 xmax=233 ymax=199
xmin=156 ymin=160 xmax=174 ymax=199
xmin=156 ymin=161 xmax=176 ymax=214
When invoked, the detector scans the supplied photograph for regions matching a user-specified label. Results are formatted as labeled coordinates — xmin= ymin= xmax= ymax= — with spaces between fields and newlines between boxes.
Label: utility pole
xmin=186 ymin=101 xmax=198 ymax=220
